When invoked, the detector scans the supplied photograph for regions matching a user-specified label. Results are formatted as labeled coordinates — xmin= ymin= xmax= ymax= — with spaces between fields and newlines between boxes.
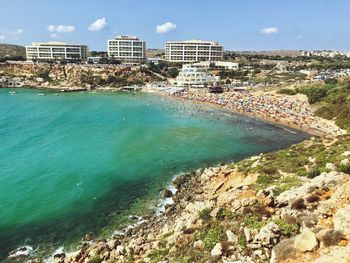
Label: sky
xmin=0 ymin=0 xmax=349 ymax=51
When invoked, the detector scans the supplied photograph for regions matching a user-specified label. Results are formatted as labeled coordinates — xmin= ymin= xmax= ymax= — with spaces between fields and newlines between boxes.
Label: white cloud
xmin=260 ymin=27 xmax=279 ymax=35
xmin=50 ymin=33 xmax=59 ymax=39
xmin=47 ymin=25 xmax=56 ymax=32
xmin=0 ymin=29 xmax=23 ymax=41
xmin=47 ymin=25 xmax=75 ymax=33
xmin=88 ymin=18 xmax=108 ymax=31
xmin=156 ymin=22 xmax=176 ymax=34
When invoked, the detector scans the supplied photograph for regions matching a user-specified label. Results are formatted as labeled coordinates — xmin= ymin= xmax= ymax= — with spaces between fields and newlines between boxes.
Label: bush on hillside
xmin=277 ymin=88 xmax=297 ymax=95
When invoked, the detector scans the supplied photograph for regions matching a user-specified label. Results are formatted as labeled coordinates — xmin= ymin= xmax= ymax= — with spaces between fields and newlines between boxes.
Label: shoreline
xmin=2 ymin=85 xmax=347 ymax=137
xmin=142 ymin=87 xmax=347 ymax=137
xmin=2 ymin=87 xmax=348 ymax=258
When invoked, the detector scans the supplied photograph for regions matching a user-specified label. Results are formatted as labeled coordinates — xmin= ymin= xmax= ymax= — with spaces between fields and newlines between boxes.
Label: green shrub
xmin=274 ymin=218 xmax=299 ymax=237
xmin=36 ymin=69 xmax=51 ymax=82
xmin=88 ymin=257 xmax=102 ymax=263
xmin=203 ymin=224 xmax=225 ymax=250
xmin=277 ymin=88 xmax=297 ymax=95
xmin=216 ymin=208 xmax=234 ymax=221
xmin=244 ymin=215 xmax=265 ymax=230
xmin=297 ymin=85 xmax=329 ymax=104
xmin=307 ymin=167 xmax=321 ymax=178
xmin=198 ymin=208 xmax=212 ymax=221
xmin=238 ymin=235 xmax=246 ymax=247
xmin=340 ymin=163 xmax=350 ymax=174
xmin=148 ymin=248 xmax=170 ymax=262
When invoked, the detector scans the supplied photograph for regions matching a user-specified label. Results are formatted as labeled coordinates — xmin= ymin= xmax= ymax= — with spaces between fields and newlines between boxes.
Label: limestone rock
xmin=253 ymin=222 xmax=280 ymax=248
xmin=333 ymin=205 xmax=350 ymax=237
xmin=193 ymin=240 xmax=204 ymax=250
xmin=326 ymin=163 xmax=336 ymax=171
xmin=116 ymin=245 xmax=126 ymax=255
xmin=270 ymin=238 xmax=297 ymax=263
xmin=294 ymin=228 xmax=318 ymax=252
xmin=340 ymin=158 xmax=349 ymax=166
xmin=226 ymin=230 xmax=237 ymax=243
xmin=210 ymin=243 xmax=222 ymax=257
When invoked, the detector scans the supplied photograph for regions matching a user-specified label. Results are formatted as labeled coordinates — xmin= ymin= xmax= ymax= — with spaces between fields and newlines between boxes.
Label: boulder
xmin=210 ymin=243 xmax=222 ymax=257
xmin=270 ymin=238 xmax=297 ymax=263
xmin=193 ymin=240 xmax=204 ymax=250
xmin=116 ymin=245 xmax=126 ymax=255
xmin=333 ymin=205 xmax=350 ymax=237
xmin=326 ymin=163 xmax=336 ymax=171
xmin=294 ymin=227 xmax=318 ymax=252
xmin=226 ymin=230 xmax=237 ymax=243
xmin=163 ymin=188 xmax=173 ymax=198
xmin=340 ymin=159 xmax=350 ymax=166
xmin=343 ymin=151 xmax=350 ymax=157
xmin=252 ymin=222 xmax=280 ymax=248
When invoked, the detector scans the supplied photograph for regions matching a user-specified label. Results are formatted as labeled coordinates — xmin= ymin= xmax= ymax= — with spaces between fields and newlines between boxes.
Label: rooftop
xmin=166 ymin=39 xmax=220 ymax=45
xmin=30 ymin=42 xmax=86 ymax=46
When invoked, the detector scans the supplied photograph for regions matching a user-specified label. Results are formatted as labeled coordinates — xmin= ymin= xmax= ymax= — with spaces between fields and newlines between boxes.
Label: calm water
xmin=0 ymin=88 xmax=309 ymax=259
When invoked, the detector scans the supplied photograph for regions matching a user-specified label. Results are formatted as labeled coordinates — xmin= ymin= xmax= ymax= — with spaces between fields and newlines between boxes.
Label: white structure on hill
xmin=175 ymin=64 xmax=216 ymax=87
xmin=107 ymin=35 xmax=146 ymax=64
xmin=165 ymin=40 xmax=224 ymax=63
xmin=193 ymin=61 xmax=239 ymax=70
xmin=26 ymin=42 xmax=88 ymax=62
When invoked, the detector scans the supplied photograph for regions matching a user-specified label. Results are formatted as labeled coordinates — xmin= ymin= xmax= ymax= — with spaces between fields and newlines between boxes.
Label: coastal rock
xmin=314 ymin=243 xmax=350 ymax=263
xmin=211 ymin=243 xmax=222 ymax=257
xmin=52 ymin=247 xmax=65 ymax=263
xmin=340 ymin=158 xmax=349 ymax=166
xmin=326 ymin=163 xmax=336 ymax=171
xmin=343 ymin=151 xmax=350 ymax=157
xmin=116 ymin=245 xmax=126 ymax=255
xmin=333 ymin=205 xmax=350 ymax=237
xmin=252 ymin=222 xmax=280 ymax=248
xmin=193 ymin=240 xmax=204 ymax=250
xmin=226 ymin=230 xmax=237 ymax=243
xmin=270 ymin=238 xmax=297 ymax=263
xmin=8 ymin=246 xmax=34 ymax=259
xmin=294 ymin=228 xmax=318 ymax=252
xmin=232 ymin=199 xmax=242 ymax=211
xmin=163 ymin=188 xmax=173 ymax=198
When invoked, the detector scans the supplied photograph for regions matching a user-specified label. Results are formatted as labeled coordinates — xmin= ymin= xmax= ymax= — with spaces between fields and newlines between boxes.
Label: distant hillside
xmin=227 ymin=50 xmax=302 ymax=57
xmin=146 ymin=49 xmax=164 ymax=58
xmin=0 ymin=44 xmax=26 ymax=58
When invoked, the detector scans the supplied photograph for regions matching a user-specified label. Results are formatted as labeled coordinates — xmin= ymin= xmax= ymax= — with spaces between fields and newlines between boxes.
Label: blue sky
xmin=0 ymin=0 xmax=349 ymax=51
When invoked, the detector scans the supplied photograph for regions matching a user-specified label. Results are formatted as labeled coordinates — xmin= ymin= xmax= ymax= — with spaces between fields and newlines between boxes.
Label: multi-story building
xmin=107 ymin=35 xmax=146 ymax=64
xmin=175 ymin=64 xmax=216 ymax=87
xmin=26 ymin=42 xmax=88 ymax=62
xmin=165 ymin=40 xmax=224 ymax=63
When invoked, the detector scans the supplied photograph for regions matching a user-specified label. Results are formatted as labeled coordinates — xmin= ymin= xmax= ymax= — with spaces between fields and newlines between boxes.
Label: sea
xmin=0 ymin=88 xmax=309 ymax=260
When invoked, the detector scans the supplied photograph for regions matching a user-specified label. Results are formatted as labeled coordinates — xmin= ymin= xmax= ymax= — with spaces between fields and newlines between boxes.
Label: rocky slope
xmin=0 ymin=63 xmax=161 ymax=89
xmin=0 ymin=44 xmax=25 ymax=58
xmin=15 ymin=135 xmax=349 ymax=263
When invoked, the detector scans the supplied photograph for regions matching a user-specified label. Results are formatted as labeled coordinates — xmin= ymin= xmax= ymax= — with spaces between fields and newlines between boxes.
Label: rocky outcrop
xmin=18 ymin=135 xmax=350 ymax=263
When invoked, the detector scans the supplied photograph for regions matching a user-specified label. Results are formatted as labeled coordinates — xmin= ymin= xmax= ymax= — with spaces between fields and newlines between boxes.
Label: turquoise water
xmin=0 ymin=88 xmax=309 ymax=259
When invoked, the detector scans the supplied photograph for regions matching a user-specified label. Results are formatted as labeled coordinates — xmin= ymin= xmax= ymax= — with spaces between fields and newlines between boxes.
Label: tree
xmin=167 ymin=67 xmax=179 ymax=78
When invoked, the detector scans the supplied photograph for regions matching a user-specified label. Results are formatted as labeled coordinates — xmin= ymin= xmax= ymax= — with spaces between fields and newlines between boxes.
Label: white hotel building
xmin=26 ymin=42 xmax=88 ymax=62
xmin=165 ymin=40 xmax=224 ymax=63
xmin=175 ymin=64 xmax=216 ymax=87
xmin=107 ymin=35 xmax=146 ymax=64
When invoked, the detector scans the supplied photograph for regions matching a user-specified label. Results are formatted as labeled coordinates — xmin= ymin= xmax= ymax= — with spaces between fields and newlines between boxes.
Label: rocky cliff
xmin=0 ymin=63 xmax=160 ymax=89
xmin=16 ymin=135 xmax=349 ymax=263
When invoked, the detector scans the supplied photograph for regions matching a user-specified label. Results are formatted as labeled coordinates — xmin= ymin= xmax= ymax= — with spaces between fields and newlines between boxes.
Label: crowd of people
xmin=171 ymin=88 xmax=345 ymax=136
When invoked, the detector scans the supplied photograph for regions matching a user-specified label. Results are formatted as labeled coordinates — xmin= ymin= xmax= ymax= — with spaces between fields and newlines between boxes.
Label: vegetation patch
xmin=274 ymin=218 xmax=299 ymax=237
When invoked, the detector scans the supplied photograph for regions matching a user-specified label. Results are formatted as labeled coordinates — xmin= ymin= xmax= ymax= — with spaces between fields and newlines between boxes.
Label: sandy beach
xmin=146 ymin=87 xmax=346 ymax=137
